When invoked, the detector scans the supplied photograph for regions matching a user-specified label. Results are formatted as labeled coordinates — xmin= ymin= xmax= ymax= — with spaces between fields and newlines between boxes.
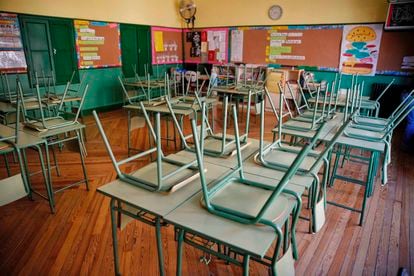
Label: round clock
xmin=268 ymin=5 xmax=283 ymax=20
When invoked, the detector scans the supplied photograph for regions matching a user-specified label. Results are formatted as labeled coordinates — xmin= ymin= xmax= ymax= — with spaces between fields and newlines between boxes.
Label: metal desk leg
xmin=76 ymin=130 xmax=89 ymax=190
xmin=176 ymin=229 xmax=184 ymax=276
xmin=36 ymin=144 xmax=55 ymax=213
xmin=242 ymin=255 xmax=250 ymax=276
xmin=155 ymin=217 xmax=165 ymax=276
xmin=360 ymin=151 xmax=377 ymax=225
xmin=110 ymin=198 xmax=121 ymax=276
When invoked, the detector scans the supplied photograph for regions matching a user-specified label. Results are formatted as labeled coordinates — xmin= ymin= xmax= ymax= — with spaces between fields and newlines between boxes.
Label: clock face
xmin=268 ymin=5 xmax=283 ymax=20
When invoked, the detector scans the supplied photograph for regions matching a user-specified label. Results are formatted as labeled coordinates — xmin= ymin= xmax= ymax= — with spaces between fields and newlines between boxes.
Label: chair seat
xmin=242 ymin=155 xmax=315 ymax=190
xmin=0 ymin=141 xmax=13 ymax=153
xmin=355 ymin=116 xmax=388 ymax=126
xmin=261 ymin=144 xmax=322 ymax=172
xmin=283 ymin=119 xmax=318 ymax=130
xmin=130 ymin=160 xmax=199 ymax=192
xmin=209 ymin=179 xmax=297 ymax=226
xmin=24 ymin=117 xmax=75 ymax=131
xmin=345 ymin=127 xmax=385 ymax=139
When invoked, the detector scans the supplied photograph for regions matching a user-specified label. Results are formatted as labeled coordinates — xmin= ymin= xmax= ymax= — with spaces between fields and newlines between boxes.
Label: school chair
xmin=166 ymin=91 xmax=252 ymax=158
xmin=93 ymin=101 xmax=201 ymax=193
xmin=343 ymin=90 xmax=414 ymax=185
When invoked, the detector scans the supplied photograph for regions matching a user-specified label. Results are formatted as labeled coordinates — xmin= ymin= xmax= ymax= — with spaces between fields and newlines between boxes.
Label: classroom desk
xmin=277 ymin=113 xmax=385 ymax=225
xmin=325 ymin=124 xmax=385 ymax=225
xmin=97 ymin=162 xmax=230 ymax=276
xmin=19 ymin=122 xmax=89 ymax=210
xmin=165 ymin=171 xmax=300 ymax=275
xmin=0 ymin=124 xmax=54 ymax=212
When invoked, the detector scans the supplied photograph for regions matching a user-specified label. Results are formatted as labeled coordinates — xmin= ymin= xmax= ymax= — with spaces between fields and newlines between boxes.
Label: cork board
xmin=151 ymin=27 xmax=183 ymax=64
xmin=74 ymin=20 xmax=121 ymax=69
xmin=377 ymin=30 xmax=414 ymax=71
xmin=183 ymin=28 xmax=228 ymax=64
xmin=240 ymin=28 xmax=342 ymax=68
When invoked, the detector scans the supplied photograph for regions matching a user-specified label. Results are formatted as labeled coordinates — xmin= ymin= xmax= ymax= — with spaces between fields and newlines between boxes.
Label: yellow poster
xmin=154 ymin=31 xmax=164 ymax=52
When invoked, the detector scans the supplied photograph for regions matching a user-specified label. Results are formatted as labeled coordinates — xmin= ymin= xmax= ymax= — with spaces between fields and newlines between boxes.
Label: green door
xmin=120 ymin=24 xmax=151 ymax=77
xmin=136 ymin=26 xmax=151 ymax=76
xmin=120 ymin=24 xmax=138 ymax=78
xmin=49 ymin=19 xmax=79 ymax=84
xmin=20 ymin=16 xmax=54 ymax=85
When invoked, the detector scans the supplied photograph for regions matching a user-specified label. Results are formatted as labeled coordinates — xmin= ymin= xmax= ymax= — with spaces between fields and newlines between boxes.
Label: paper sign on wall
xmin=154 ymin=31 xmax=164 ymax=52
xmin=230 ymin=30 xmax=244 ymax=62
xmin=339 ymin=24 xmax=383 ymax=76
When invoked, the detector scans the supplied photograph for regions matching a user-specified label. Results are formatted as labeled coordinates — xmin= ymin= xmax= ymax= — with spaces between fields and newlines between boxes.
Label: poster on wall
xmin=207 ymin=29 xmax=227 ymax=62
xmin=74 ymin=20 xmax=121 ymax=69
xmin=0 ymin=13 xmax=27 ymax=73
xmin=151 ymin=27 xmax=182 ymax=64
xmin=339 ymin=24 xmax=383 ymax=76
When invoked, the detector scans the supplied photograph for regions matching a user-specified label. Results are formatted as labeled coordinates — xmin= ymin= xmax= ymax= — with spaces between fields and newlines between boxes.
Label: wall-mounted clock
xmin=268 ymin=5 xmax=283 ymax=20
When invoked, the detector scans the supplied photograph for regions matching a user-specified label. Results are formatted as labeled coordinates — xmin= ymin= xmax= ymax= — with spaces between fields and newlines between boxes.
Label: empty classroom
xmin=1 ymin=0 xmax=414 ymax=275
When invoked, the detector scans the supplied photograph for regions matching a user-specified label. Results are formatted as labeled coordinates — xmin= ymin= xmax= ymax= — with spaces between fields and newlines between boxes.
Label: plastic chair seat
xmin=0 ymin=141 xmax=14 ymax=154
xmin=346 ymin=127 xmax=385 ymax=139
xmin=209 ymin=180 xmax=298 ymax=226
xmin=24 ymin=117 xmax=77 ymax=131
xmin=130 ymin=160 xmax=199 ymax=192
xmin=279 ymin=120 xmax=318 ymax=130
xmin=261 ymin=144 xmax=322 ymax=172
xmin=355 ymin=116 xmax=388 ymax=126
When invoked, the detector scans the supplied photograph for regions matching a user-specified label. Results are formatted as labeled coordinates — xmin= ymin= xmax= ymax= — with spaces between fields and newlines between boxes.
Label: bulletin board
xmin=230 ymin=25 xmax=414 ymax=74
xmin=231 ymin=26 xmax=342 ymax=68
xmin=74 ymin=20 xmax=121 ymax=69
xmin=0 ymin=13 xmax=27 ymax=73
xmin=377 ymin=30 xmax=414 ymax=72
xmin=151 ymin=27 xmax=183 ymax=64
xmin=183 ymin=28 xmax=229 ymax=64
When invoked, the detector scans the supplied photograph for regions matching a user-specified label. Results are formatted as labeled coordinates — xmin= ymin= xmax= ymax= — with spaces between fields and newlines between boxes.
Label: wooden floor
xmin=1 ymin=108 xmax=413 ymax=275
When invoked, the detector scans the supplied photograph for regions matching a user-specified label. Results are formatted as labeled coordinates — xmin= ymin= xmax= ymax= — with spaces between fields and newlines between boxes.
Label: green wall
xmin=307 ymin=70 xmax=413 ymax=97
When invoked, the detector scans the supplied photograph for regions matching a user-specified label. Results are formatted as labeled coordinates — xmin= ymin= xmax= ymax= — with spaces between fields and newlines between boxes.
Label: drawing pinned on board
xmin=339 ymin=24 xmax=383 ymax=76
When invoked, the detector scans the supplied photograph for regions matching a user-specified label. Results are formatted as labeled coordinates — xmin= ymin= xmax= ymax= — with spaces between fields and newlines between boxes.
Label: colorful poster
xmin=74 ymin=20 xmax=121 ymax=69
xmin=153 ymin=31 xmax=164 ymax=52
xmin=339 ymin=24 xmax=383 ymax=76
xmin=0 ymin=13 xmax=27 ymax=72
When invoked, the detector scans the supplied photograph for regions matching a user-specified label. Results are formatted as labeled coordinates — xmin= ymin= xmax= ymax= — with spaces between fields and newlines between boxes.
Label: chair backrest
xmin=93 ymin=100 xmax=198 ymax=192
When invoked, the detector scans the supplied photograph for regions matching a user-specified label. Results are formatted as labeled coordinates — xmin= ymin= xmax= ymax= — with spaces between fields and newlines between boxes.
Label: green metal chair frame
xmin=93 ymin=101 xmax=201 ymax=193
xmin=166 ymin=90 xmax=252 ymax=158
xmin=276 ymin=82 xmax=326 ymax=132
xmin=19 ymin=80 xmax=89 ymax=131
xmin=352 ymin=89 xmax=414 ymax=130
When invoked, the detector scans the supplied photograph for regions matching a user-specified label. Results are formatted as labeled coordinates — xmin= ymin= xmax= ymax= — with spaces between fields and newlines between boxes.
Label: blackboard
xmin=385 ymin=2 xmax=414 ymax=30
